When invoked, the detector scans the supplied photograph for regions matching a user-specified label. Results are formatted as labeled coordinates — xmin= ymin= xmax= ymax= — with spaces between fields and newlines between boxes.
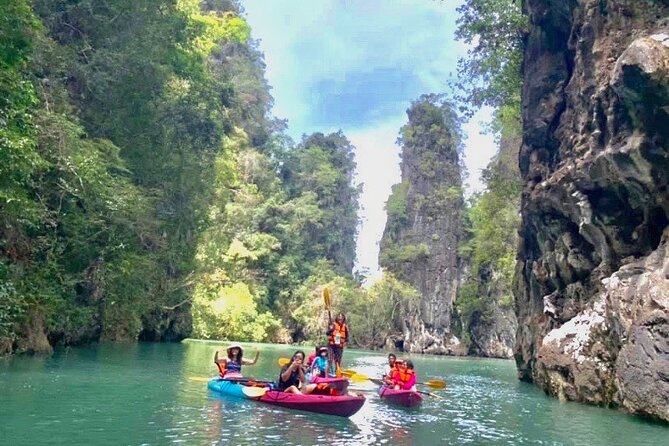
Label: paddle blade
xmin=349 ymin=373 xmax=369 ymax=383
xmin=423 ymin=379 xmax=447 ymax=389
xmin=277 ymin=357 xmax=290 ymax=367
xmin=340 ymin=369 xmax=356 ymax=378
xmin=242 ymin=386 xmax=268 ymax=398
xmin=188 ymin=376 xmax=211 ymax=383
xmin=323 ymin=287 xmax=331 ymax=309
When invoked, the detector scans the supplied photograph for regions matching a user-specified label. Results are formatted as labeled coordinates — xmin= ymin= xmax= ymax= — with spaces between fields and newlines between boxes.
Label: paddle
xmin=188 ymin=376 xmax=211 ymax=383
xmin=278 ymin=357 xmax=290 ymax=367
xmin=323 ymin=287 xmax=332 ymax=323
xmin=368 ymin=377 xmax=442 ymax=399
xmin=189 ymin=376 xmax=274 ymax=385
xmin=347 ymin=372 xmax=447 ymax=389
xmin=242 ymin=386 xmax=268 ymax=398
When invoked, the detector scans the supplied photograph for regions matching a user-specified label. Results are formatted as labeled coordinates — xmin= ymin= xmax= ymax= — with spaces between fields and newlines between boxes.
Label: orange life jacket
xmin=328 ymin=321 xmax=348 ymax=347
xmin=392 ymin=368 xmax=415 ymax=385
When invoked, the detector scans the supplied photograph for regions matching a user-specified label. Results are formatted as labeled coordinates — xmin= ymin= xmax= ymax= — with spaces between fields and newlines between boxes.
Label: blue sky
xmin=241 ymin=0 xmax=497 ymax=280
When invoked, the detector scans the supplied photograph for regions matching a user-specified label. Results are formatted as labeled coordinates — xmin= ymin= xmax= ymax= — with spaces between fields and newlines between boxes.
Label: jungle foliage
xmin=0 ymin=0 xmax=369 ymax=352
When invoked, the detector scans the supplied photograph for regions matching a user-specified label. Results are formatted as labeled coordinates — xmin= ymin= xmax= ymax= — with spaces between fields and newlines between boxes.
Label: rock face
xmin=516 ymin=0 xmax=669 ymax=421
xmin=467 ymin=264 xmax=517 ymax=359
xmin=380 ymin=97 xmax=466 ymax=355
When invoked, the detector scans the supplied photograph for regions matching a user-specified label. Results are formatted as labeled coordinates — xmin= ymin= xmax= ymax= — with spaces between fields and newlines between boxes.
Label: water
xmin=0 ymin=341 xmax=666 ymax=445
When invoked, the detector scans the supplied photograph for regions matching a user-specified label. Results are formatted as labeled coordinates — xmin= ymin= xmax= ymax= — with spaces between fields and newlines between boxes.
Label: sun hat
xmin=227 ymin=342 xmax=243 ymax=353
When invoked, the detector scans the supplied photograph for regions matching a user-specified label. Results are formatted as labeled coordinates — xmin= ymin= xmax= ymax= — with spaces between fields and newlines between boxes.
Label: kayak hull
xmin=208 ymin=378 xmax=365 ymax=417
xmin=377 ymin=386 xmax=423 ymax=408
xmin=311 ymin=376 xmax=349 ymax=394
xmin=256 ymin=390 xmax=365 ymax=417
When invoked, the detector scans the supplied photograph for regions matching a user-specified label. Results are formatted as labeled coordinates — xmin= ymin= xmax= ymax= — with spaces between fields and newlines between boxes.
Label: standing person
xmin=214 ymin=342 xmax=259 ymax=378
xmin=382 ymin=353 xmax=397 ymax=384
xmin=327 ymin=312 xmax=348 ymax=375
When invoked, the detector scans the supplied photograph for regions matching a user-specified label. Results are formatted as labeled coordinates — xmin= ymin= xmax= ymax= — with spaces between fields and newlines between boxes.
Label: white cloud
xmin=241 ymin=0 xmax=499 ymax=279
xmin=347 ymin=118 xmax=404 ymax=280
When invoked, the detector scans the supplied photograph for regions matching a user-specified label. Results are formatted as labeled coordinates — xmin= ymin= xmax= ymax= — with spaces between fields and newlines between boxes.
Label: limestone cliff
xmin=516 ymin=0 xmax=669 ymax=421
xmin=380 ymin=95 xmax=465 ymax=355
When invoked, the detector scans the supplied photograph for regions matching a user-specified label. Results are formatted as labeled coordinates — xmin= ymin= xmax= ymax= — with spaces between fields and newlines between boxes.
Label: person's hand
xmin=292 ymin=358 xmax=303 ymax=369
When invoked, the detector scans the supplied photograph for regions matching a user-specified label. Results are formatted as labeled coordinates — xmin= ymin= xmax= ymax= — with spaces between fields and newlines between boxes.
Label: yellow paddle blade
xmin=277 ymin=357 xmax=290 ymax=367
xmin=323 ymin=287 xmax=331 ymax=309
xmin=350 ymin=373 xmax=370 ymax=383
xmin=340 ymin=369 xmax=356 ymax=378
xmin=242 ymin=386 xmax=268 ymax=398
xmin=188 ymin=376 xmax=211 ymax=383
xmin=422 ymin=379 xmax=447 ymax=389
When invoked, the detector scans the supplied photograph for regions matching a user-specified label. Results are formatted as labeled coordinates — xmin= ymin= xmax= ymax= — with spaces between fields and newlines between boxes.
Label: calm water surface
xmin=0 ymin=341 xmax=666 ymax=445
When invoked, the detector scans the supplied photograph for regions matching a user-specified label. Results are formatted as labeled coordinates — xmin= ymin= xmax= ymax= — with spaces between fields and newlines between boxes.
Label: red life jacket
xmin=328 ymin=321 xmax=348 ymax=347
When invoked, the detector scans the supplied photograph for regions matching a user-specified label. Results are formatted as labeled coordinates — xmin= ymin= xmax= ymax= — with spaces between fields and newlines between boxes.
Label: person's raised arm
xmin=243 ymin=349 xmax=260 ymax=365
xmin=280 ymin=361 xmax=297 ymax=382
xmin=214 ymin=350 xmax=221 ymax=364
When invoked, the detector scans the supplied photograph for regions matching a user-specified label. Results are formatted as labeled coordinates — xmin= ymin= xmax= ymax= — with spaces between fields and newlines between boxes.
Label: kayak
xmin=377 ymin=386 xmax=423 ymax=408
xmin=311 ymin=376 xmax=349 ymax=394
xmin=207 ymin=378 xmax=365 ymax=417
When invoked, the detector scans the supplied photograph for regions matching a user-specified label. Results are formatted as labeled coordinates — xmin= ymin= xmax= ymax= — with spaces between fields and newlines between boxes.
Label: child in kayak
xmin=307 ymin=346 xmax=330 ymax=382
xmin=327 ymin=312 xmax=348 ymax=376
xmin=214 ymin=342 xmax=259 ymax=378
xmin=306 ymin=345 xmax=320 ymax=368
xmin=391 ymin=359 xmax=417 ymax=391
xmin=277 ymin=350 xmax=319 ymax=394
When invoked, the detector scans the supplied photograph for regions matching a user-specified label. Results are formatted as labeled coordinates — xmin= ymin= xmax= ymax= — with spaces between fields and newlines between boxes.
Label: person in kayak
xmin=214 ymin=342 xmax=259 ymax=378
xmin=308 ymin=346 xmax=330 ymax=381
xmin=306 ymin=345 xmax=319 ymax=367
xmin=390 ymin=359 xmax=417 ymax=391
xmin=277 ymin=350 xmax=319 ymax=394
xmin=382 ymin=353 xmax=398 ymax=385
xmin=327 ymin=312 xmax=348 ymax=375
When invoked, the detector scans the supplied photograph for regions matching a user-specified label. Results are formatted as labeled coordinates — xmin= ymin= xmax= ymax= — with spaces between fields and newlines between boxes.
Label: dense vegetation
xmin=0 ymin=0 xmax=372 ymax=353
xmin=452 ymin=0 xmax=525 ymax=345
xmin=1 ymin=0 xmax=529 ymax=355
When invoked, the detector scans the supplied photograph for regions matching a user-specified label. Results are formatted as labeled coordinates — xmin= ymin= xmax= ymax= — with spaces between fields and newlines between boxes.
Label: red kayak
xmin=377 ymin=386 xmax=423 ymax=408
xmin=254 ymin=390 xmax=365 ymax=417
xmin=208 ymin=378 xmax=365 ymax=417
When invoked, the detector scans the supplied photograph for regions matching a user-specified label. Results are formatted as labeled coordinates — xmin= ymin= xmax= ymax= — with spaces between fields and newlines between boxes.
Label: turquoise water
xmin=0 ymin=341 xmax=666 ymax=445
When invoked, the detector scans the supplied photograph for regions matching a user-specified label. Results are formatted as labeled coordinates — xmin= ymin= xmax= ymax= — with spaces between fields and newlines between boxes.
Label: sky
xmin=241 ymin=0 xmax=497 ymax=280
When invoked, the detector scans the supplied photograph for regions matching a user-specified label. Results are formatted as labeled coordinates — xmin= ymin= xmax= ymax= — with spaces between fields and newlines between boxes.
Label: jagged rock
xmin=379 ymin=97 xmax=464 ymax=354
xmin=469 ymin=305 xmax=516 ymax=359
xmin=516 ymin=0 xmax=669 ymax=422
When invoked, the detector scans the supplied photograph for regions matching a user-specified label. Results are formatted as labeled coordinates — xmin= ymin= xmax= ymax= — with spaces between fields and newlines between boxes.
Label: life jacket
xmin=384 ymin=363 xmax=399 ymax=378
xmin=328 ymin=321 xmax=348 ymax=347
xmin=392 ymin=368 xmax=415 ymax=389
xmin=217 ymin=359 xmax=242 ymax=377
